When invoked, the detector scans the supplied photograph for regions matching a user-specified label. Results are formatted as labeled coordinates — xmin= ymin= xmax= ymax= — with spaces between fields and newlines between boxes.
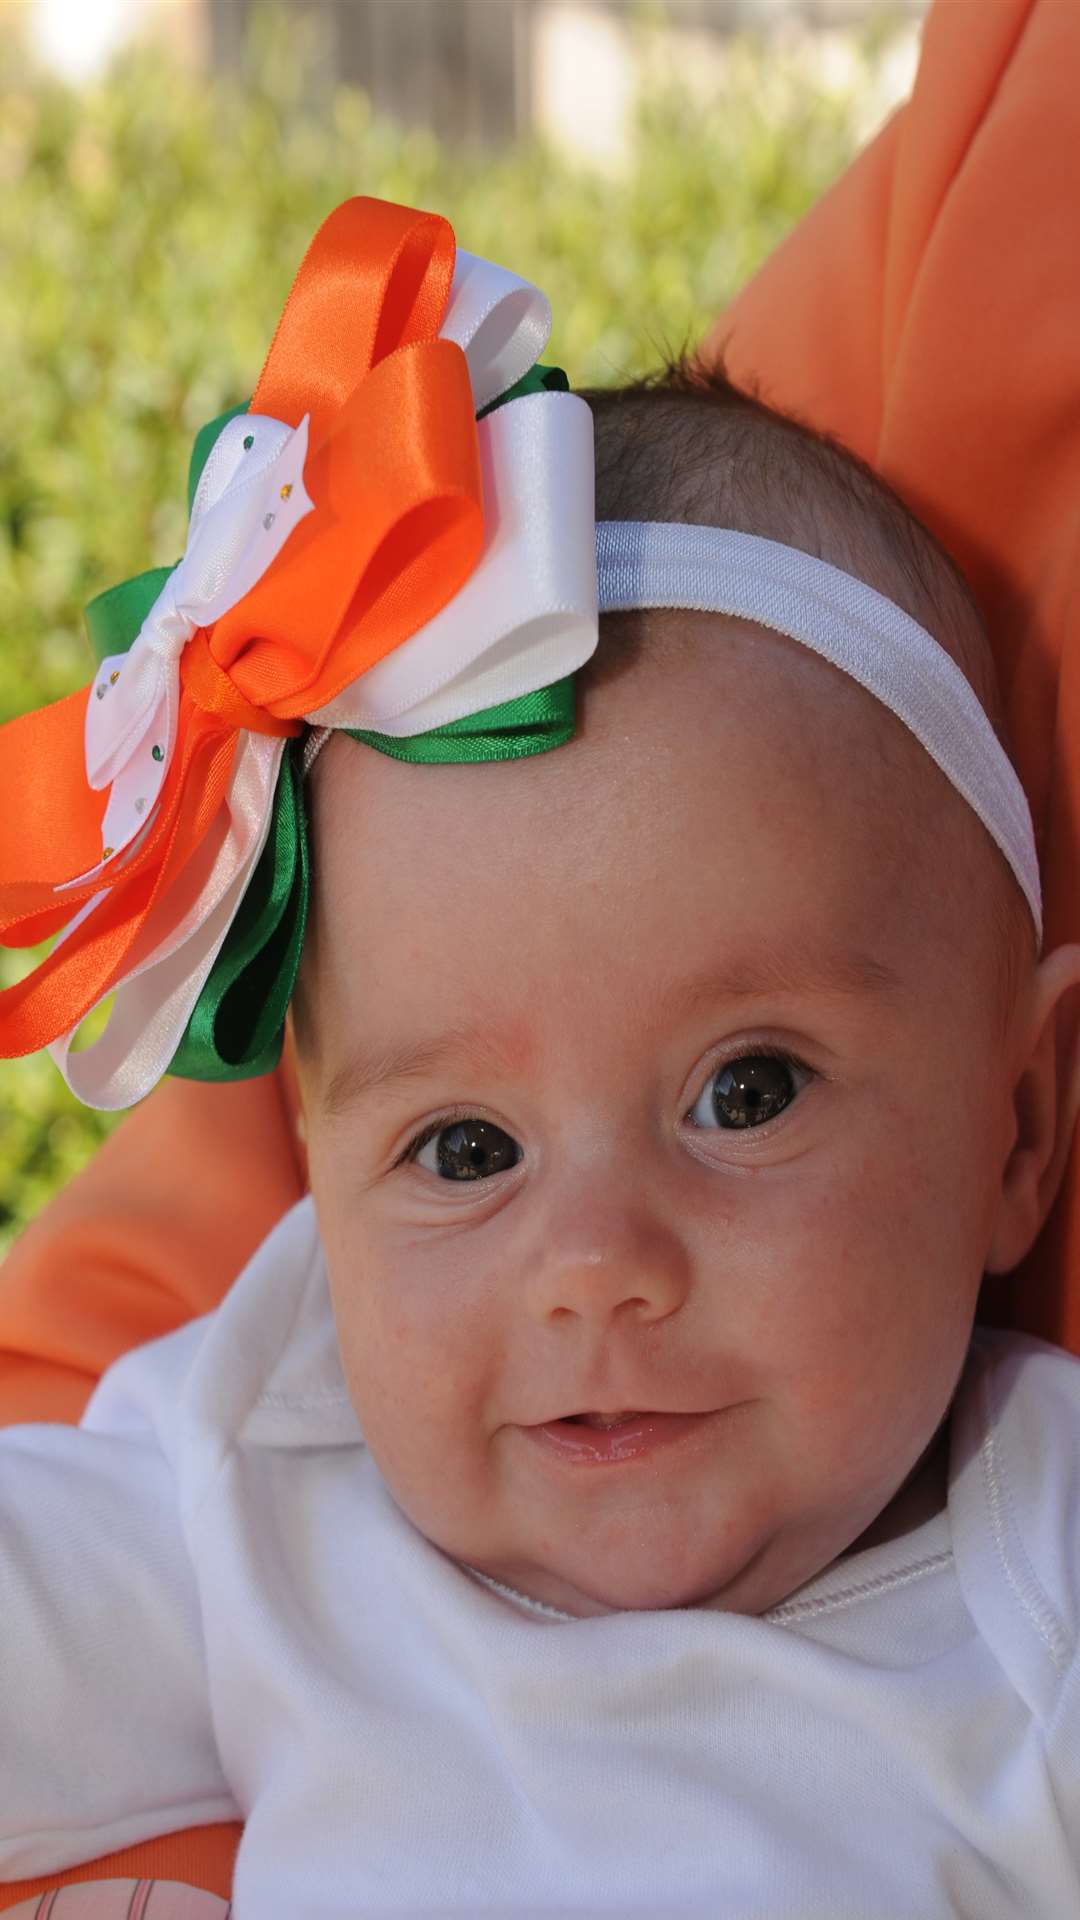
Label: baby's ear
xmin=984 ymin=943 xmax=1080 ymax=1275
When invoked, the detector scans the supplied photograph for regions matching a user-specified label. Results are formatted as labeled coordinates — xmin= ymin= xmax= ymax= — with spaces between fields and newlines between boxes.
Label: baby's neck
xmin=835 ymin=1415 xmax=950 ymax=1562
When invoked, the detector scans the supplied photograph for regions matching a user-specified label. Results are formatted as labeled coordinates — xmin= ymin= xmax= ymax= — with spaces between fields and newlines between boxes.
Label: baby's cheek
xmin=759 ymin=1133 xmax=979 ymax=1461
xmin=710 ymin=1136 xmax=927 ymax=1402
xmin=854 ymin=1095 xmax=994 ymax=1315
xmin=334 ymin=1259 xmax=494 ymax=1491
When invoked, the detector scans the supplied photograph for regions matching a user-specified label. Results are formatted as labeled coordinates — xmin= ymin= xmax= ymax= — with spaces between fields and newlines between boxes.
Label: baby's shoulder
xmin=952 ymin=1324 xmax=1080 ymax=1668
xmin=966 ymin=1322 xmax=1080 ymax=1458
xmin=79 ymin=1195 xmax=351 ymax=1475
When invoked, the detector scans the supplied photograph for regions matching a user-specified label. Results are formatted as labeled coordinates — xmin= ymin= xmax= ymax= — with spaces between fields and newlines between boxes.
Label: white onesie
xmin=2 ymin=1196 xmax=1078 ymax=1918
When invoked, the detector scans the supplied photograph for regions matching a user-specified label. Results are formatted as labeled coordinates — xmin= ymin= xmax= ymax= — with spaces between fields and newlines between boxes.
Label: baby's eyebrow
xmin=322 ymin=1025 xmax=524 ymax=1119
xmin=661 ymin=942 xmax=909 ymax=1021
xmin=321 ymin=943 xmax=905 ymax=1119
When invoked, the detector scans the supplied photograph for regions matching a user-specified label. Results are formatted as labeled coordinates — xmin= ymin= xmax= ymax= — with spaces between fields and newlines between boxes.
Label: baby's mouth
xmin=525 ymin=1405 xmax=723 ymax=1467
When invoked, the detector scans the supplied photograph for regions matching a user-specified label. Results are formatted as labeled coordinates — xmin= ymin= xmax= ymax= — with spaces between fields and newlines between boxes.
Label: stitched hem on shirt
xmin=461 ymin=1565 xmax=579 ymax=1621
xmin=764 ymin=1546 xmax=954 ymax=1623
xmin=462 ymin=1545 xmax=954 ymax=1625
xmin=973 ymin=1336 xmax=1073 ymax=1675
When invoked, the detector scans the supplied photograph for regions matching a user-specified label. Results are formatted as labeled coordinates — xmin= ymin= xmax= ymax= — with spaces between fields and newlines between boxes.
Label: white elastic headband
xmin=307 ymin=521 xmax=1042 ymax=951
xmin=596 ymin=523 xmax=1042 ymax=948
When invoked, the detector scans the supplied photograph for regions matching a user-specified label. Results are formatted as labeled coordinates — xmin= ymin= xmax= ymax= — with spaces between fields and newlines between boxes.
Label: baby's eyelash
xmin=687 ymin=1039 xmax=813 ymax=1106
xmin=715 ymin=1041 xmax=811 ymax=1077
xmin=397 ymin=1107 xmax=477 ymax=1168
xmin=720 ymin=1042 xmax=795 ymax=1067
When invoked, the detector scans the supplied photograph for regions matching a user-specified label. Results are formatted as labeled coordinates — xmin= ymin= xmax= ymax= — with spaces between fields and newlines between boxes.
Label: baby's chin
xmin=467 ymin=1539 xmax=786 ymax=1618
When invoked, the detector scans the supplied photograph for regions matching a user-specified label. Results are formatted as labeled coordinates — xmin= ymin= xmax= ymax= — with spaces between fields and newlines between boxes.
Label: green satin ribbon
xmin=167 ymin=732 xmax=310 ymax=1081
xmin=80 ymin=362 xmax=577 ymax=1082
xmin=345 ymin=682 xmax=573 ymax=764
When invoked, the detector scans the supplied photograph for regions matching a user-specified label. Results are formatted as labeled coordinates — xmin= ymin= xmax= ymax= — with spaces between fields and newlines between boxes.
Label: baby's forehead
xmin=315 ymin=613 xmax=971 ymax=960
xmin=297 ymin=608 xmax=1030 ymax=1087
xmin=639 ymin=609 xmax=1021 ymax=928
xmin=583 ymin=608 xmax=940 ymax=815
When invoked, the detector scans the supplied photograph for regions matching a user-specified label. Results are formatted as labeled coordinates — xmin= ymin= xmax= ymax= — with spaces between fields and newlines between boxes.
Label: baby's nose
xmin=523 ymin=1189 xmax=692 ymax=1328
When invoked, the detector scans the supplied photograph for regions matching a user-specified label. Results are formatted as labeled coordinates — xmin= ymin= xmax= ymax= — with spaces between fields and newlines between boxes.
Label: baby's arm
xmin=0 ymin=1331 xmax=241 ymax=1883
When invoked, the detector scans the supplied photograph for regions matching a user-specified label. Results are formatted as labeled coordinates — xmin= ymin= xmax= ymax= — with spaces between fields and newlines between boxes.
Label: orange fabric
xmin=0 ymin=1049 xmax=305 ymax=1427
xmin=0 ymin=1829 xmax=239 ymax=1913
xmin=2 ymin=0 xmax=1078 ymax=1899
xmin=0 ymin=198 xmax=482 ymax=1057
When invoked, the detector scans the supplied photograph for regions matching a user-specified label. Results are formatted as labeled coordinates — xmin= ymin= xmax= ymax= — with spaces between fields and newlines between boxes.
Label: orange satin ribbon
xmin=0 ymin=197 xmax=484 ymax=1057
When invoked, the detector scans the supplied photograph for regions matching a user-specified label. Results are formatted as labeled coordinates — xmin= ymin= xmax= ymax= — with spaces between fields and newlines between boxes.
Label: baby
xmin=293 ymin=363 xmax=1076 ymax=1625
xmin=3 ymin=216 xmax=1080 ymax=1917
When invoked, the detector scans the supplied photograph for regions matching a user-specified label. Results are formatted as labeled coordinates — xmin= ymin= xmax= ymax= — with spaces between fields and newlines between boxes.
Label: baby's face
xmin=296 ymin=613 xmax=1028 ymax=1617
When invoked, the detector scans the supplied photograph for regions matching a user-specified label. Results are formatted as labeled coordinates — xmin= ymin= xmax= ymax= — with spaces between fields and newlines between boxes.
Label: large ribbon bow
xmin=0 ymin=197 xmax=598 ymax=1108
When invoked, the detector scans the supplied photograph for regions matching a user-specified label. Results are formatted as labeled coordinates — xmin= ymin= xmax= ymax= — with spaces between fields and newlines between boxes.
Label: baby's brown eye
xmin=690 ymin=1053 xmax=801 ymax=1131
xmin=416 ymin=1118 xmax=522 ymax=1180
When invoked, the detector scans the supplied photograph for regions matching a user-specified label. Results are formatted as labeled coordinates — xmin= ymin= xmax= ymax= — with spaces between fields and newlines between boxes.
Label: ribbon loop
xmin=207 ymin=343 xmax=484 ymax=717
xmin=250 ymin=198 xmax=457 ymax=440
xmin=440 ymin=250 xmax=553 ymax=413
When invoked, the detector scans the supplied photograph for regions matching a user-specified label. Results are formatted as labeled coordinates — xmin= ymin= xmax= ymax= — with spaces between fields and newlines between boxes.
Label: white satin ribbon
xmin=442 ymin=249 xmax=553 ymax=413
xmin=596 ymin=521 xmax=1043 ymax=945
xmin=67 ymin=413 xmax=314 ymax=885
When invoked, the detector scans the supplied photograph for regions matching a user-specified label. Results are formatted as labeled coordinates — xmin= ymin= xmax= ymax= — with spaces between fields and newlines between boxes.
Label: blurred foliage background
xmin=0 ymin=1 xmax=909 ymax=1254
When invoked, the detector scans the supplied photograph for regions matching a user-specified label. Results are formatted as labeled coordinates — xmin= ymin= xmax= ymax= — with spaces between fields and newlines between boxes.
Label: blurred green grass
xmin=0 ymin=2 xmax=903 ymax=1254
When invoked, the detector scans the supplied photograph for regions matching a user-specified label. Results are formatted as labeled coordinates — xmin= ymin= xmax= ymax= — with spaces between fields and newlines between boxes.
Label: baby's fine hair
xmin=576 ymin=357 xmax=1035 ymax=1039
